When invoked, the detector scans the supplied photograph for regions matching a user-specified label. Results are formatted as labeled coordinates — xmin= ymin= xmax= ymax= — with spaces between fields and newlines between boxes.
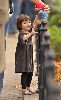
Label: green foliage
xmin=49 ymin=14 xmax=61 ymax=27
xmin=46 ymin=0 xmax=61 ymax=60
xmin=49 ymin=25 xmax=61 ymax=59
xmin=47 ymin=0 xmax=61 ymax=13
xmin=47 ymin=0 xmax=61 ymax=27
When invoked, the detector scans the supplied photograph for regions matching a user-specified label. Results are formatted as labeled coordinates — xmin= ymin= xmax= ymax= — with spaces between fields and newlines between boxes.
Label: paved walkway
xmin=0 ymin=34 xmax=39 ymax=100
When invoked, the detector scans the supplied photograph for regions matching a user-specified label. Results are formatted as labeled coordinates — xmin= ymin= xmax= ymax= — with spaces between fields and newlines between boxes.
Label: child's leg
xmin=21 ymin=72 xmax=27 ymax=99
xmin=26 ymin=72 xmax=33 ymax=90
xmin=21 ymin=72 xmax=27 ymax=89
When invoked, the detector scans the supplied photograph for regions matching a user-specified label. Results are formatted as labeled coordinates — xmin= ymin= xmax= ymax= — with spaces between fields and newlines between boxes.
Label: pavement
xmin=0 ymin=34 xmax=39 ymax=100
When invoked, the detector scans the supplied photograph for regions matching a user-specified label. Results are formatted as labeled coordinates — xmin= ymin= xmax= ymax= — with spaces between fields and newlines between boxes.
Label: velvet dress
xmin=15 ymin=31 xmax=34 ymax=73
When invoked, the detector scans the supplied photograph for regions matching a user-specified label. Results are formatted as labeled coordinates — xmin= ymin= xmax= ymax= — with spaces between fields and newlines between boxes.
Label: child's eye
xmin=23 ymin=22 xmax=26 ymax=24
xmin=29 ymin=21 xmax=31 ymax=23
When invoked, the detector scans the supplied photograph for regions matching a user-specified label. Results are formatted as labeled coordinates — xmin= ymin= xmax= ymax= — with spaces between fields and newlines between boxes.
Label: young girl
xmin=15 ymin=14 xmax=35 ymax=95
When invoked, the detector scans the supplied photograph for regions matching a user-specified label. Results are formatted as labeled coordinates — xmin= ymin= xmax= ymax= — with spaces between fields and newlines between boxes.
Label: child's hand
xmin=31 ymin=25 xmax=38 ymax=36
xmin=31 ymin=26 xmax=36 ymax=36
xmin=34 ymin=15 xmax=39 ymax=25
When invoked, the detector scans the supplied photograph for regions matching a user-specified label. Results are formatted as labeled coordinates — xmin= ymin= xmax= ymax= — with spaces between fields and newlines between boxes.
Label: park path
xmin=0 ymin=34 xmax=39 ymax=100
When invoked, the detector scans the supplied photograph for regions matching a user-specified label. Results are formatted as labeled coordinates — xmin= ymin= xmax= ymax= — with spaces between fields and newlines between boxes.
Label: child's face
xmin=22 ymin=20 xmax=31 ymax=32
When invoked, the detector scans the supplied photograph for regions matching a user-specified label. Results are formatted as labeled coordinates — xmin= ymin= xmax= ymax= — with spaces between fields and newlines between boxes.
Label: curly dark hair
xmin=16 ymin=14 xmax=31 ymax=31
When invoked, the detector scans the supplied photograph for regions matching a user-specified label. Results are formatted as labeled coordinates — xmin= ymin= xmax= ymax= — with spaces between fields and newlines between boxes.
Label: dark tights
xmin=21 ymin=72 xmax=33 ymax=89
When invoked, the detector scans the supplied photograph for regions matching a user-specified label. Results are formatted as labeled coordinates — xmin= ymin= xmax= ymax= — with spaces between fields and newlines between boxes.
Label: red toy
xmin=33 ymin=0 xmax=50 ymax=13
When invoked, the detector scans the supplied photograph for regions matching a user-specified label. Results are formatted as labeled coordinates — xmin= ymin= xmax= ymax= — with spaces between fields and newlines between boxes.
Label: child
xmin=15 ymin=14 xmax=35 ymax=95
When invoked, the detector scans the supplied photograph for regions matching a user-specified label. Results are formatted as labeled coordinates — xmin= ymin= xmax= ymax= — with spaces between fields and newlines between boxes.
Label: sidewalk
xmin=0 ymin=34 xmax=39 ymax=100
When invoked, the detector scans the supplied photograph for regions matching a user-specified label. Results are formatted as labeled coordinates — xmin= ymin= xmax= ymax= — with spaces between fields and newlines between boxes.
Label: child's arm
xmin=23 ymin=27 xmax=35 ymax=41
xmin=34 ymin=15 xmax=40 ymax=25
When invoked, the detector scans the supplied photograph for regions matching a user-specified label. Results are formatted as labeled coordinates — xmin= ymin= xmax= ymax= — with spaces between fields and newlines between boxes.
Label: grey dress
xmin=15 ymin=31 xmax=34 ymax=73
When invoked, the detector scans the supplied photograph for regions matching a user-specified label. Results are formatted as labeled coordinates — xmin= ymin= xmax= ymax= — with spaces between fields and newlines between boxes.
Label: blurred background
xmin=43 ymin=0 xmax=61 ymax=60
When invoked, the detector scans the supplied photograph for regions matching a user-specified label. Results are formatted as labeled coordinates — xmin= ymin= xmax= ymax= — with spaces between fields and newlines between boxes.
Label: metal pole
xmin=39 ymin=20 xmax=48 ymax=100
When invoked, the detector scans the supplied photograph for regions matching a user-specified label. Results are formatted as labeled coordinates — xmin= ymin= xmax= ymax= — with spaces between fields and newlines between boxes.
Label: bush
xmin=48 ymin=25 xmax=61 ymax=60
xmin=49 ymin=14 xmax=61 ymax=27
